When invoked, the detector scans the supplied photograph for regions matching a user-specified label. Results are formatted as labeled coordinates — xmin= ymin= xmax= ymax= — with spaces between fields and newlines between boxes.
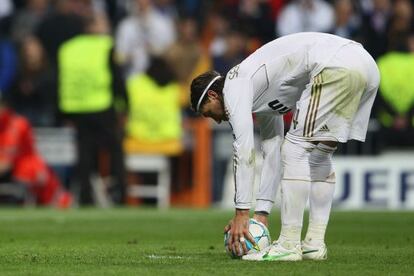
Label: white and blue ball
xmin=224 ymin=218 xmax=271 ymax=257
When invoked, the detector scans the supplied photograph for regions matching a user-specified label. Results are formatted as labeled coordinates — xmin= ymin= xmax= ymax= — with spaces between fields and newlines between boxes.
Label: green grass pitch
xmin=0 ymin=208 xmax=413 ymax=275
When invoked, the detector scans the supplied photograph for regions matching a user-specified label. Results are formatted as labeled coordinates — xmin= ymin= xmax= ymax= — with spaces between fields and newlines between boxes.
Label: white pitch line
xmin=147 ymin=254 xmax=190 ymax=260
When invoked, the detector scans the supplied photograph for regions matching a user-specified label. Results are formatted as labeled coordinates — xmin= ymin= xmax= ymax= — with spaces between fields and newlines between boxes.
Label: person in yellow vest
xmin=376 ymin=37 xmax=414 ymax=148
xmin=126 ymin=55 xmax=181 ymax=143
xmin=58 ymin=13 xmax=128 ymax=205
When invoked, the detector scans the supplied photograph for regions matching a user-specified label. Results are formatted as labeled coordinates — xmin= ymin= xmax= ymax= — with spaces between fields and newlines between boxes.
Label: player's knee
xmin=309 ymin=143 xmax=336 ymax=182
xmin=282 ymin=139 xmax=316 ymax=180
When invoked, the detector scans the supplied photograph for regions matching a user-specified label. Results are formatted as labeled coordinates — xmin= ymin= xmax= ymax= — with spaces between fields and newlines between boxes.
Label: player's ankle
xmin=280 ymin=225 xmax=301 ymax=240
xmin=278 ymin=239 xmax=301 ymax=250
xmin=303 ymin=237 xmax=325 ymax=247
xmin=278 ymin=225 xmax=302 ymax=248
xmin=304 ymin=223 xmax=327 ymax=244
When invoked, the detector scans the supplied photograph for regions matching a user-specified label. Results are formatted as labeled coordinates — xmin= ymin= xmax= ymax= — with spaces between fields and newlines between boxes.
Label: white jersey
xmin=223 ymin=32 xmax=379 ymax=210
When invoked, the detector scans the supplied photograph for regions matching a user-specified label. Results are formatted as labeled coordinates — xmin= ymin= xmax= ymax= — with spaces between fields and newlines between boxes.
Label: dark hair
xmin=190 ymin=70 xmax=224 ymax=112
xmin=147 ymin=56 xmax=177 ymax=86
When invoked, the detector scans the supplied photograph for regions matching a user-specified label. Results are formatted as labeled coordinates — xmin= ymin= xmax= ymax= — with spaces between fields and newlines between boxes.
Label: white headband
xmin=196 ymin=75 xmax=221 ymax=112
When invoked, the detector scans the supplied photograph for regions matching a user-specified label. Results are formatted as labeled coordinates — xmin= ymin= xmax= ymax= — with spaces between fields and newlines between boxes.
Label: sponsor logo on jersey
xmin=320 ymin=124 xmax=330 ymax=132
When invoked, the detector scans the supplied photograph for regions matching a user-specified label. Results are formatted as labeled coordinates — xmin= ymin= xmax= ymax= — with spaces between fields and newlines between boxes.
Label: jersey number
xmin=268 ymin=99 xmax=291 ymax=114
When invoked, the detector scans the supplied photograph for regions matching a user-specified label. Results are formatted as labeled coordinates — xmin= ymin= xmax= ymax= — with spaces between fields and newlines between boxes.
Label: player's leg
xmin=273 ymin=69 xmax=351 ymax=262
xmin=301 ymin=65 xmax=378 ymax=260
xmin=302 ymin=142 xmax=336 ymax=260
xmin=302 ymin=47 xmax=379 ymax=257
xmin=271 ymin=140 xmax=317 ymax=261
xmin=244 ymin=139 xmax=315 ymax=261
xmin=292 ymin=68 xmax=360 ymax=260
xmin=260 ymin=72 xmax=329 ymax=261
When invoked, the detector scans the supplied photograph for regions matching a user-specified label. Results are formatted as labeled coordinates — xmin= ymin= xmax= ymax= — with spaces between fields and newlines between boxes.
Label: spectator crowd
xmin=0 ymin=0 xmax=413 ymax=206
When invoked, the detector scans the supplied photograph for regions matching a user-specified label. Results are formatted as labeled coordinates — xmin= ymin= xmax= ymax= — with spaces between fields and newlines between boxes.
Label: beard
xmin=220 ymin=97 xmax=229 ymax=121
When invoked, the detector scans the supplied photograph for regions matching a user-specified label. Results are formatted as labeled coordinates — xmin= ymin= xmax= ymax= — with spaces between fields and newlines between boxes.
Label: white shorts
xmin=287 ymin=43 xmax=380 ymax=143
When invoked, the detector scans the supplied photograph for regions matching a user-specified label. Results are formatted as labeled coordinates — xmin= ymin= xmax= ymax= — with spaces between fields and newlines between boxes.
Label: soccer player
xmin=190 ymin=32 xmax=379 ymax=261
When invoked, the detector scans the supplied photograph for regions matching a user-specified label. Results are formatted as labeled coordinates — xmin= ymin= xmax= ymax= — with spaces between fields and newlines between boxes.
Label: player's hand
xmin=226 ymin=209 xmax=255 ymax=256
xmin=224 ymin=212 xmax=269 ymax=231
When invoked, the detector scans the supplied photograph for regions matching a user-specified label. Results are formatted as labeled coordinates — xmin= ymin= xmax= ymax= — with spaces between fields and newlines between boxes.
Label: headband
xmin=196 ymin=75 xmax=221 ymax=112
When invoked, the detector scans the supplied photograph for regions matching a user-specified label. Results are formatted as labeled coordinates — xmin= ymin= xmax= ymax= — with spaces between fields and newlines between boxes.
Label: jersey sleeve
xmin=224 ymin=78 xmax=255 ymax=210
xmin=255 ymin=114 xmax=284 ymax=214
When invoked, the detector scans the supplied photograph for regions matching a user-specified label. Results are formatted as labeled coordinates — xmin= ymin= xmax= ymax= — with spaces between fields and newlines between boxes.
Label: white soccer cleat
xmin=301 ymin=241 xmax=328 ymax=260
xmin=241 ymin=243 xmax=273 ymax=261
xmin=242 ymin=240 xmax=302 ymax=261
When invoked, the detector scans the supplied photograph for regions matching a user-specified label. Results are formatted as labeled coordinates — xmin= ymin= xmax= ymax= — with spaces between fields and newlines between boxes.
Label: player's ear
xmin=207 ymin=90 xmax=218 ymax=99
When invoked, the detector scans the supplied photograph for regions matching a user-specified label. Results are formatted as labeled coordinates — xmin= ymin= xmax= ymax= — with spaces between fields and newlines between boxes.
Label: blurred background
xmin=0 ymin=0 xmax=413 ymax=210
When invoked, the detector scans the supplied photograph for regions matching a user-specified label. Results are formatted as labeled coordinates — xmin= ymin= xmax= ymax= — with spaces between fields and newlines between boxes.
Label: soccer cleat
xmin=301 ymin=241 xmax=327 ymax=260
xmin=241 ymin=243 xmax=273 ymax=261
xmin=242 ymin=240 xmax=302 ymax=261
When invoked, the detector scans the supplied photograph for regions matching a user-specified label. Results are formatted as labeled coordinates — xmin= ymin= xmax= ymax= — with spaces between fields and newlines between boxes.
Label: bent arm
xmin=225 ymin=78 xmax=256 ymax=210
xmin=255 ymin=114 xmax=284 ymax=214
xmin=230 ymin=111 xmax=256 ymax=210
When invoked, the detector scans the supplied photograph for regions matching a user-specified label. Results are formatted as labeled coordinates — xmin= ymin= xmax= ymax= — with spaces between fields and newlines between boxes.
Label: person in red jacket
xmin=0 ymin=101 xmax=72 ymax=207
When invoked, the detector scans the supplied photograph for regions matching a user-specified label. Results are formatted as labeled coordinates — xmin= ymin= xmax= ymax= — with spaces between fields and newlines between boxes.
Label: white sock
xmin=305 ymin=142 xmax=336 ymax=246
xmin=304 ymin=222 xmax=327 ymax=246
xmin=279 ymin=179 xmax=311 ymax=245
xmin=305 ymin=182 xmax=335 ymax=246
xmin=277 ymin=139 xmax=317 ymax=246
xmin=309 ymin=181 xmax=335 ymax=225
xmin=305 ymin=181 xmax=335 ymax=246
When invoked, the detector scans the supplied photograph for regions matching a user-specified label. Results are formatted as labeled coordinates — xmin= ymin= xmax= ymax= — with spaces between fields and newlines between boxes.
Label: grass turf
xmin=0 ymin=208 xmax=413 ymax=275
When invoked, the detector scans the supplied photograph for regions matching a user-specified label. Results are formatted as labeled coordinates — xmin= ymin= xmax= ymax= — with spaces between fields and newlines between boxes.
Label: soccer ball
xmin=224 ymin=218 xmax=271 ymax=258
